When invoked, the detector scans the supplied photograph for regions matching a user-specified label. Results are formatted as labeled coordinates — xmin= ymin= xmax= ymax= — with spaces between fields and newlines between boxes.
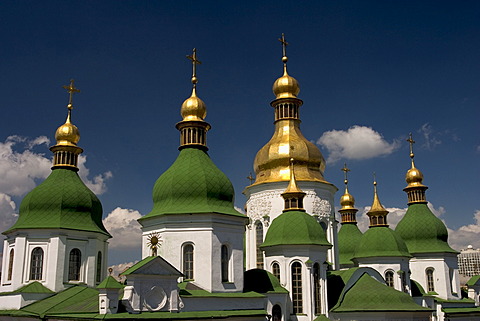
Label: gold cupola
xmin=176 ymin=48 xmax=211 ymax=150
xmin=367 ymin=175 xmax=389 ymax=227
xmin=50 ymin=79 xmax=83 ymax=170
xmin=282 ymin=159 xmax=306 ymax=211
xmin=339 ymin=164 xmax=359 ymax=224
xmin=403 ymin=133 xmax=428 ymax=204
xmin=252 ymin=34 xmax=328 ymax=186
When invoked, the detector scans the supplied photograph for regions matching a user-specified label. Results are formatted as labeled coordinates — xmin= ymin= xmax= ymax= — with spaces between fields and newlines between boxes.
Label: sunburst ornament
xmin=146 ymin=232 xmax=162 ymax=256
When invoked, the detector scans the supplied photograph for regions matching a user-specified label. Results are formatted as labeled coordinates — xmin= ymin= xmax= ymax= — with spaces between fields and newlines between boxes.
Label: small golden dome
xmin=273 ymin=66 xmax=300 ymax=99
xmin=55 ymin=112 xmax=80 ymax=146
xmin=406 ymin=165 xmax=424 ymax=186
xmin=340 ymin=189 xmax=355 ymax=209
xmin=181 ymin=87 xmax=207 ymax=121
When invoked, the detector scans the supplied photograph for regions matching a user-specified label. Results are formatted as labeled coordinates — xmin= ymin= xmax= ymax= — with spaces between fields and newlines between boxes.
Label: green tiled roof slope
xmin=41 ymin=310 xmax=267 ymax=319
xmin=395 ymin=203 xmax=457 ymax=254
xmin=338 ymin=224 xmax=363 ymax=266
xmin=331 ymin=273 xmax=431 ymax=312
xmin=142 ymin=147 xmax=243 ymax=219
xmin=5 ymin=168 xmax=110 ymax=236
xmin=467 ymin=275 xmax=480 ymax=286
xmin=97 ymin=276 xmax=124 ymax=289
xmin=13 ymin=281 xmax=54 ymax=294
xmin=178 ymin=282 xmax=264 ymax=298
xmin=244 ymin=269 xmax=288 ymax=294
xmin=261 ymin=210 xmax=331 ymax=247
xmin=354 ymin=226 xmax=411 ymax=259
xmin=120 ymin=256 xmax=155 ymax=275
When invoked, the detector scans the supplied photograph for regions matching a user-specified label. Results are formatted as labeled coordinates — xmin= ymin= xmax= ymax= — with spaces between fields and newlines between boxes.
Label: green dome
xmin=261 ymin=210 xmax=331 ymax=248
xmin=338 ymin=224 xmax=363 ymax=266
xmin=142 ymin=147 xmax=242 ymax=219
xmin=5 ymin=168 xmax=110 ymax=236
xmin=331 ymin=272 xmax=431 ymax=312
xmin=354 ymin=226 xmax=410 ymax=259
xmin=395 ymin=203 xmax=457 ymax=254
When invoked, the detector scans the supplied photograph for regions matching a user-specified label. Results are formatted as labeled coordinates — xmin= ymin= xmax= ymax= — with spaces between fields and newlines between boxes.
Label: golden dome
xmin=406 ymin=165 xmax=424 ymax=187
xmin=55 ymin=112 xmax=80 ymax=146
xmin=181 ymin=87 xmax=207 ymax=121
xmin=273 ymin=65 xmax=300 ymax=99
xmin=340 ymin=188 xmax=356 ymax=210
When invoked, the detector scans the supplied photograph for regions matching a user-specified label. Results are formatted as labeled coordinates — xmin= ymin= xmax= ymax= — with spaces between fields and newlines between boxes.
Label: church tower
xmin=138 ymin=50 xmax=247 ymax=293
xmin=395 ymin=134 xmax=460 ymax=300
xmin=244 ymin=35 xmax=338 ymax=270
xmin=0 ymin=80 xmax=111 ymax=298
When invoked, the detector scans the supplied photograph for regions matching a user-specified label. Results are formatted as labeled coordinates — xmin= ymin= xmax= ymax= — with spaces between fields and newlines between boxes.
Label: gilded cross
xmin=341 ymin=163 xmax=350 ymax=185
xmin=406 ymin=133 xmax=415 ymax=158
xmin=247 ymin=172 xmax=255 ymax=185
xmin=62 ymin=79 xmax=80 ymax=109
xmin=278 ymin=33 xmax=288 ymax=58
xmin=187 ymin=48 xmax=202 ymax=85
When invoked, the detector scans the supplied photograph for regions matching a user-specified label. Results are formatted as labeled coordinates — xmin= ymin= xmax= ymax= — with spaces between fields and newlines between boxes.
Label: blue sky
xmin=0 ymin=1 xmax=478 ymax=266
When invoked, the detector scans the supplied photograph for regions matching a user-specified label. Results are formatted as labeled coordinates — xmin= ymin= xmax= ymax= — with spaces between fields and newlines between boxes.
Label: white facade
xmin=409 ymin=254 xmax=461 ymax=300
xmin=356 ymin=257 xmax=412 ymax=294
xmin=458 ymin=245 xmax=480 ymax=277
xmin=244 ymin=180 xmax=338 ymax=271
xmin=140 ymin=213 xmax=247 ymax=293
xmin=0 ymin=229 xmax=108 ymax=309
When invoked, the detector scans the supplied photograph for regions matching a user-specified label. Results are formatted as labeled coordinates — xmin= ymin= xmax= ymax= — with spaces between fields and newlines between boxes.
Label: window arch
xmin=7 ymin=249 xmax=14 ymax=281
xmin=426 ymin=268 xmax=435 ymax=292
xmin=30 ymin=247 xmax=44 ymax=280
xmin=291 ymin=262 xmax=303 ymax=314
xmin=68 ymin=248 xmax=82 ymax=281
xmin=255 ymin=221 xmax=264 ymax=268
xmin=96 ymin=251 xmax=102 ymax=283
xmin=385 ymin=270 xmax=395 ymax=288
xmin=221 ymin=245 xmax=229 ymax=282
xmin=313 ymin=263 xmax=321 ymax=314
xmin=272 ymin=262 xmax=280 ymax=280
xmin=183 ymin=244 xmax=194 ymax=280
xmin=272 ymin=304 xmax=282 ymax=321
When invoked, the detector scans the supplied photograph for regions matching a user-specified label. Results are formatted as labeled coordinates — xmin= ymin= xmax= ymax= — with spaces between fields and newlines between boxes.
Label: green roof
xmin=338 ymin=223 xmax=363 ymax=266
xmin=313 ymin=315 xmax=331 ymax=321
xmin=178 ymin=282 xmax=264 ymax=298
xmin=141 ymin=147 xmax=244 ymax=219
xmin=466 ymin=275 xmax=480 ymax=286
xmin=13 ymin=281 xmax=54 ymax=294
xmin=38 ymin=310 xmax=267 ymax=319
xmin=97 ymin=276 xmax=124 ymax=289
xmin=243 ymin=269 xmax=288 ymax=294
xmin=442 ymin=307 xmax=480 ymax=315
xmin=331 ymin=273 xmax=431 ymax=312
xmin=21 ymin=285 xmax=99 ymax=316
xmin=395 ymin=203 xmax=457 ymax=254
xmin=354 ymin=226 xmax=411 ymax=259
xmin=261 ymin=210 xmax=331 ymax=248
xmin=120 ymin=256 xmax=157 ymax=276
xmin=5 ymin=168 xmax=110 ymax=236
xmin=410 ymin=280 xmax=426 ymax=297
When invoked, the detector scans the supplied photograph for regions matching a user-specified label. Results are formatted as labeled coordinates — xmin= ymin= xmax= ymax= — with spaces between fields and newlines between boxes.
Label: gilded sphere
xmin=273 ymin=73 xmax=300 ymax=99
xmin=340 ymin=192 xmax=355 ymax=208
xmin=55 ymin=122 xmax=80 ymax=145
xmin=181 ymin=95 xmax=207 ymax=121
xmin=406 ymin=167 xmax=424 ymax=185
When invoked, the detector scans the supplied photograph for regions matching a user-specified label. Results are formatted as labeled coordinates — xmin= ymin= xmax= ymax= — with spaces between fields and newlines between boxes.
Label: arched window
xmin=255 ymin=222 xmax=264 ymax=269
xmin=272 ymin=304 xmax=282 ymax=321
xmin=30 ymin=247 xmax=44 ymax=280
xmin=221 ymin=245 xmax=229 ymax=282
xmin=272 ymin=262 xmax=280 ymax=280
xmin=291 ymin=262 xmax=303 ymax=314
xmin=385 ymin=270 xmax=394 ymax=288
xmin=183 ymin=244 xmax=194 ymax=280
xmin=68 ymin=248 xmax=82 ymax=281
xmin=313 ymin=263 xmax=321 ymax=314
xmin=7 ymin=249 xmax=14 ymax=281
xmin=426 ymin=268 xmax=435 ymax=292
xmin=96 ymin=251 xmax=102 ymax=283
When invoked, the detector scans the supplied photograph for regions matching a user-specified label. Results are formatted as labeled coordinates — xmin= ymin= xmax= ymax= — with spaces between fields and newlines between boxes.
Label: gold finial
xmin=62 ymin=79 xmax=80 ymax=111
xmin=278 ymin=33 xmax=289 ymax=65
xmin=247 ymin=172 xmax=255 ymax=185
xmin=367 ymin=173 xmax=389 ymax=227
xmin=187 ymin=48 xmax=202 ymax=87
xmin=281 ymin=158 xmax=306 ymax=211
xmin=285 ymin=158 xmax=302 ymax=193
xmin=341 ymin=163 xmax=350 ymax=186
xmin=108 ymin=267 xmax=113 ymax=275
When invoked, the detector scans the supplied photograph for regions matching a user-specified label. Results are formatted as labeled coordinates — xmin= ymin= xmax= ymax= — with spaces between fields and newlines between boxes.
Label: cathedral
xmin=0 ymin=38 xmax=479 ymax=321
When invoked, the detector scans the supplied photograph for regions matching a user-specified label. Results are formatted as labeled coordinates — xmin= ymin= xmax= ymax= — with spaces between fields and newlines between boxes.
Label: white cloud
xmin=317 ymin=126 xmax=400 ymax=163
xmin=418 ymin=123 xmax=441 ymax=150
xmin=103 ymin=207 xmax=143 ymax=249
xmin=0 ymin=193 xmax=18 ymax=234
xmin=447 ymin=210 xmax=480 ymax=251
xmin=108 ymin=260 xmax=139 ymax=281
xmin=0 ymin=136 xmax=52 ymax=196
xmin=77 ymin=155 xmax=112 ymax=195
xmin=355 ymin=206 xmax=407 ymax=232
